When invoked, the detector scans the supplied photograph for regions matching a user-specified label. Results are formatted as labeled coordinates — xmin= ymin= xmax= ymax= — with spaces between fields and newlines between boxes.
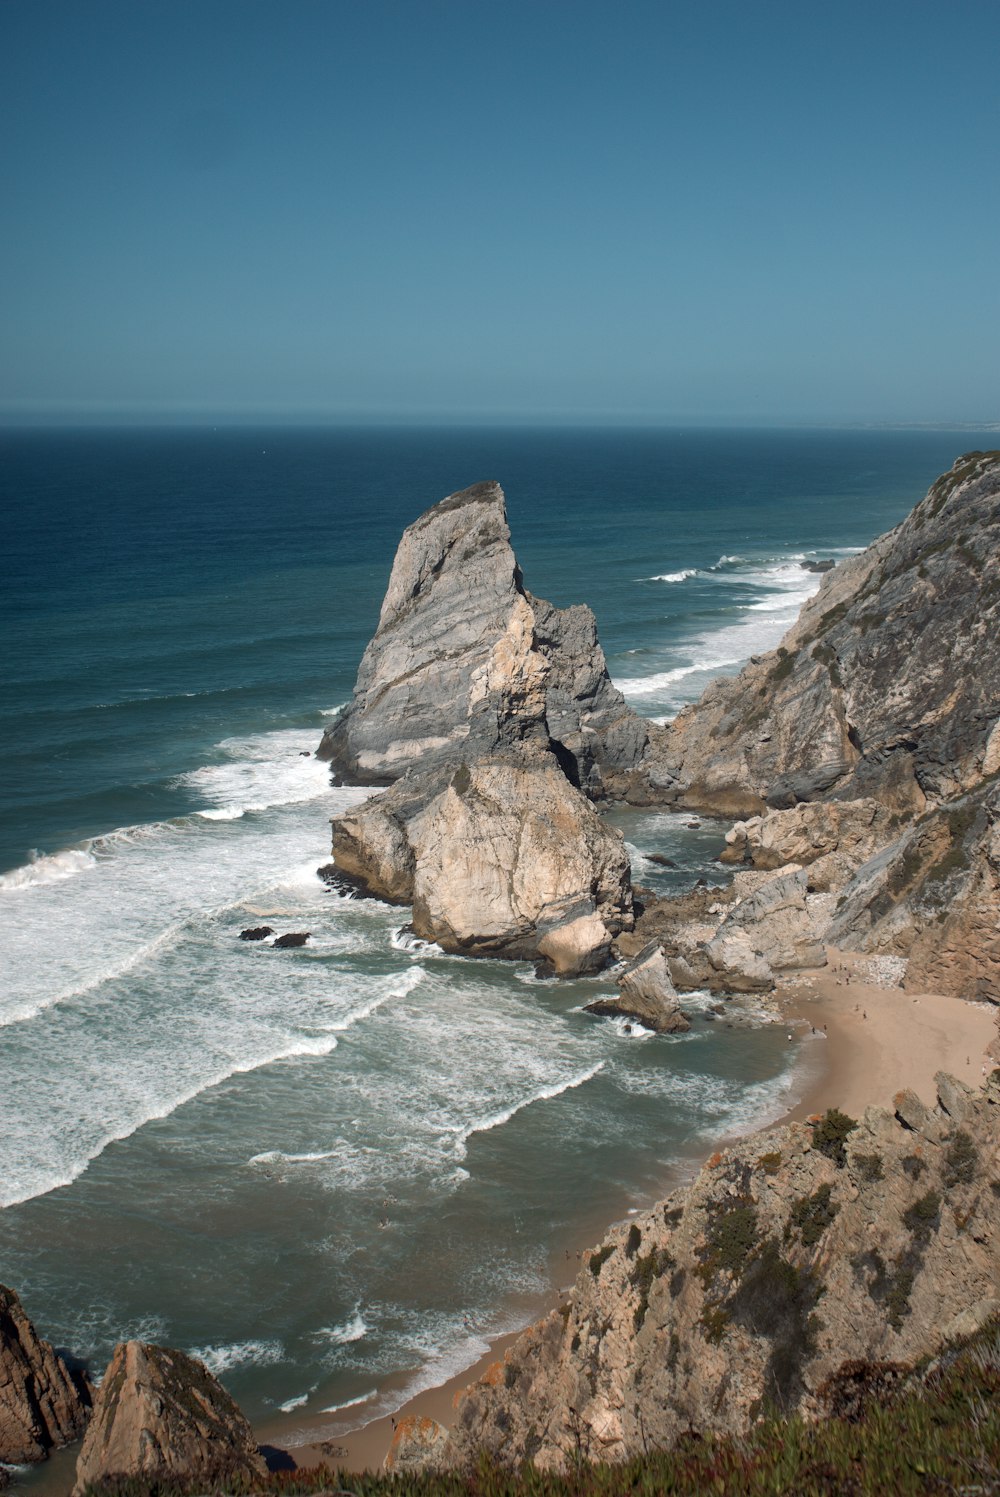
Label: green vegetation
xmin=901 ymin=1153 xmax=927 ymax=1180
xmin=944 ymin=1129 xmax=978 ymax=1188
xmin=854 ymin=1151 xmax=884 ymax=1183
xmin=769 ymin=647 xmax=798 ymax=684
xmin=924 ymin=801 xmax=979 ymax=887
xmin=79 ymin=1319 xmax=1000 ymax=1497
xmin=755 ymin=1150 xmax=783 ymax=1176
xmin=696 ymin=1201 xmax=759 ymax=1287
xmin=809 ymin=1108 xmax=857 ymax=1167
xmin=630 ymin=1246 xmax=675 ymax=1331
xmin=729 ymin=1240 xmax=824 ymax=1410
xmin=903 ymin=1191 xmax=941 ymax=1244
xmin=788 ymin=1184 xmax=840 ymax=1248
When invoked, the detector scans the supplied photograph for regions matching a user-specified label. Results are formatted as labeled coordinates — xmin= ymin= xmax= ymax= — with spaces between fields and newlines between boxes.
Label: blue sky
xmin=2 ymin=0 xmax=998 ymax=424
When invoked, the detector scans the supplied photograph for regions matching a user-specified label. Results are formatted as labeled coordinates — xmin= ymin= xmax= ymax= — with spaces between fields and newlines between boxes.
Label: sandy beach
xmin=268 ymin=946 xmax=998 ymax=1475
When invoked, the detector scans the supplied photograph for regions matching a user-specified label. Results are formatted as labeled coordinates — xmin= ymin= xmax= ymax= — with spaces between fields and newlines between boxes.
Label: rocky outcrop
xmin=333 ymin=751 xmax=632 ymax=973
xmin=828 ymin=777 xmax=1000 ymax=1000
xmin=0 ymin=1284 xmax=91 ymax=1464
xmin=657 ymin=450 xmax=1000 ymax=817
xmin=383 ymin=1414 xmax=449 ymax=1473
xmin=428 ymin=1071 xmax=1000 ymax=1472
xmin=585 ymin=942 xmax=689 ymax=1031
xmin=324 ymin=480 xmax=647 ymax=970
xmin=71 ymin=1341 xmax=265 ymax=1496
xmin=318 ymin=481 xmax=648 ymax=800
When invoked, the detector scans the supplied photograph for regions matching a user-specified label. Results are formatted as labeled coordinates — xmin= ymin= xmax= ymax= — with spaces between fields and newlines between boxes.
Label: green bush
xmin=810 ymin=1108 xmax=858 ymax=1167
xmin=854 ymin=1151 xmax=884 ymax=1183
xmin=788 ymin=1184 xmax=840 ymax=1248
xmin=943 ymin=1129 xmax=978 ymax=1188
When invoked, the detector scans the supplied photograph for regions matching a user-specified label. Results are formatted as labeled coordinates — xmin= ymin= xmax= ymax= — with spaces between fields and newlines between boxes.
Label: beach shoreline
xmin=265 ymin=946 xmax=998 ymax=1476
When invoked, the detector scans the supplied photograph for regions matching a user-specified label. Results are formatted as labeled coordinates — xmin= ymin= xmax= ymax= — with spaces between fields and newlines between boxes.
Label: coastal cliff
xmin=424 ymin=1072 xmax=1000 ymax=1472
xmin=640 ymin=451 xmax=1000 ymax=1000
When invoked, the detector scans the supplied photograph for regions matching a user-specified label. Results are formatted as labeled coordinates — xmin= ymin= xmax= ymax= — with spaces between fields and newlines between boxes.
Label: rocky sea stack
xmin=321 ymin=480 xmax=659 ymax=973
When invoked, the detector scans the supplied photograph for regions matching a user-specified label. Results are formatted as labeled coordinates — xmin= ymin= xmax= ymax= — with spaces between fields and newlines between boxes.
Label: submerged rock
xmin=71 ymin=1341 xmax=266 ymax=1495
xmin=0 ymin=1284 xmax=91 ymax=1464
xmin=272 ymin=931 xmax=310 ymax=948
xmin=239 ymin=925 xmax=273 ymax=941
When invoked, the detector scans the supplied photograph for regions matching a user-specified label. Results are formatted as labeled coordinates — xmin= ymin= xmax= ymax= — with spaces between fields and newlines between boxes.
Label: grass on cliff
xmin=79 ymin=1320 xmax=1000 ymax=1497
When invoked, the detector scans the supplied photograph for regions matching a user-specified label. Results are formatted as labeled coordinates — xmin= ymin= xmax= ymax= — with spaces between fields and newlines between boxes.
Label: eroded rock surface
xmin=71 ymin=1341 xmax=265 ymax=1496
xmin=428 ymin=1071 xmax=1000 ymax=1472
xmin=658 ymin=450 xmax=1000 ymax=817
xmin=333 ymin=752 xmax=632 ymax=972
xmin=319 ymin=481 xmax=648 ymax=799
xmin=585 ymin=942 xmax=689 ymax=1031
xmin=0 ymin=1284 xmax=91 ymax=1464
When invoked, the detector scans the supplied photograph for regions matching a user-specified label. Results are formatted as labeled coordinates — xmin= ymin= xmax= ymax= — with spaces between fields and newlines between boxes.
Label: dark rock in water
xmin=804 ymin=559 xmax=836 ymax=573
xmin=0 ymin=1283 xmax=92 ymax=1463
xmin=710 ymin=1002 xmax=727 ymax=1015
xmin=239 ymin=926 xmax=273 ymax=941
xmin=71 ymin=1341 xmax=266 ymax=1495
xmin=273 ymin=932 xmax=310 ymax=948
xmin=647 ymin=853 xmax=677 ymax=868
xmin=317 ymin=481 xmax=649 ymax=801
xmin=298 ymin=750 xmax=312 ymax=757
xmin=316 ymin=863 xmax=371 ymax=899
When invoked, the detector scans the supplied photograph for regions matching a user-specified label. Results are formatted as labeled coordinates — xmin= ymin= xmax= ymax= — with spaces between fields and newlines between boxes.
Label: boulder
xmin=0 ymin=1284 xmax=91 ymax=1464
xmin=239 ymin=926 xmax=273 ymax=941
xmin=333 ymin=754 xmax=632 ymax=971
xmin=586 ymin=942 xmax=690 ymax=1031
xmin=71 ymin=1342 xmax=266 ymax=1495
xmin=272 ymin=932 xmax=310 ymax=948
xmin=384 ymin=1414 xmax=450 ymax=1473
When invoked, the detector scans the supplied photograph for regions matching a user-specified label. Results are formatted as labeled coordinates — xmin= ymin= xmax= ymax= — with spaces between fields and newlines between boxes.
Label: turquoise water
xmin=0 ymin=426 xmax=968 ymax=1444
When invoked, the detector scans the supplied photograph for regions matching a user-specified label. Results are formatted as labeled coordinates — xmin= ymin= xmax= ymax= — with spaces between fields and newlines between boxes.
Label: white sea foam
xmin=279 ymin=1390 xmax=313 ymax=1412
xmin=319 ymin=1388 xmax=378 ymax=1415
xmin=0 ymin=847 xmax=97 ymax=891
xmin=645 ymin=568 xmax=698 ymax=583
xmin=615 ymin=554 xmax=824 ymax=711
xmin=447 ymin=1061 xmax=606 ymax=1157
xmin=175 ymin=727 xmax=331 ymax=817
xmin=390 ymin=926 xmax=443 ymax=957
xmin=191 ymin=1339 xmax=286 ymax=1375
xmin=315 ymin=1310 xmax=369 ymax=1346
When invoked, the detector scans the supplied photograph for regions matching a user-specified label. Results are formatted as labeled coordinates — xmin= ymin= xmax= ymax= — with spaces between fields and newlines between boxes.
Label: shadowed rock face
xmin=71 ymin=1341 xmax=266 ymax=1496
xmin=428 ymin=1071 xmax=1000 ymax=1473
xmin=0 ymin=1284 xmax=91 ymax=1464
xmin=318 ymin=481 xmax=648 ymax=800
xmin=658 ymin=451 xmax=1000 ymax=816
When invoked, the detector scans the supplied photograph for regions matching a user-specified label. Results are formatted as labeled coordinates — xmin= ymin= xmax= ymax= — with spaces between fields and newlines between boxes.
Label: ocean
xmin=0 ymin=425 xmax=970 ymax=1451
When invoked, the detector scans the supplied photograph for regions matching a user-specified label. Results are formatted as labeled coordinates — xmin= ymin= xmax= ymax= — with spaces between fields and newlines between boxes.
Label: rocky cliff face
xmin=324 ymin=481 xmax=650 ymax=969
xmin=641 ymin=452 xmax=1000 ymax=1000
xmin=71 ymin=1341 xmax=266 ymax=1495
xmin=318 ymin=481 xmax=648 ymax=800
xmin=658 ymin=451 xmax=1000 ymax=816
xmin=431 ymin=1072 xmax=1000 ymax=1472
xmin=0 ymin=1283 xmax=91 ymax=1464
